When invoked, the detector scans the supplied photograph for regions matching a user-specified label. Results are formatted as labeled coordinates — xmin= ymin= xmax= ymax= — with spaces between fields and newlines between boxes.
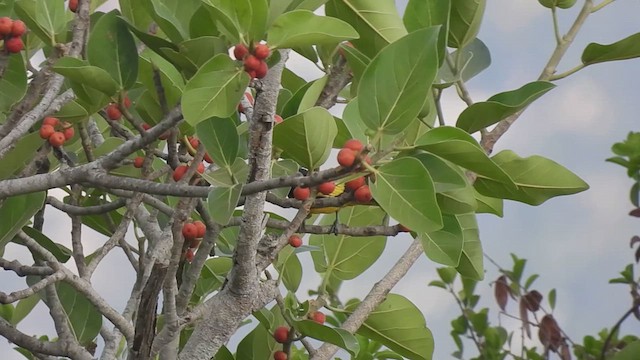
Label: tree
xmin=0 ymin=0 xmax=637 ymax=359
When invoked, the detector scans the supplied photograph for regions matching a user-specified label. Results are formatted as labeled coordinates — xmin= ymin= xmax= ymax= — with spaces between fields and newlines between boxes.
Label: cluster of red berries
xmin=172 ymin=162 xmax=205 ymax=182
xmin=272 ymin=312 xmax=325 ymax=359
xmin=104 ymin=97 xmax=131 ymax=121
xmin=182 ymin=220 xmax=206 ymax=262
xmin=233 ymin=43 xmax=270 ymax=79
xmin=185 ymin=136 xmax=214 ymax=164
xmin=0 ymin=17 xmax=26 ymax=54
xmin=69 ymin=0 xmax=78 ymax=12
xmin=39 ymin=117 xmax=75 ymax=148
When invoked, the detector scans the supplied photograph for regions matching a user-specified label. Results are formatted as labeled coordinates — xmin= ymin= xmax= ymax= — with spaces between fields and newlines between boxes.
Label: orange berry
xmin=354 ymin=185 xmax=372 ymax=203
xmin=255 ymin=61 xmax=268 ymax=79
xmin=69 ymin=0 xmax=78 ymax=12
xmin=288 ymin=234 xmax=302 ymax=248
xmin=48 ymin=132 xmax=66 ymax=147
xmin=189 ymin=137 xmax=200 ymax=149
xmin=337 ymin=148 xmax=356 ymax=167
xmin=39 ymin=125 xmax=55 ymax=139
xmin=254 ymin=43 xmax=270 ymax=60
xmin=233 ymin=43 xmax=249 ymax=60
xmin=243 ymin=55 xmax=261 ymax=72
xmin=273 ymin=351 xmax=287 ymax=360
xmin=196 ymin=162 xmax=205 ymax=174
xmin=247 ymin=70 xmax=257 ymax=79
xmin=123 ymin=96 xmax=132 ymax=108
xmin=133 ymin=156 xmax=144 ymax=168
xmin=310 ymin=311 xmax=326 ymax=324
xmin=193 ymin=221 xmax=206 ymax=238
xmin=318 ymin=182 xmax=336 ymax=195
xmin=173 ymin=165 xmax=188 ymax=182
xmin=63 ymin=127 xmax=75 ymax=140
xmin=106 ymin=104 xmax=121 ymax=120
xmin=274 ymin=114 xmax=283 ymax=124
xmin=10 ymin=20 xmax=26 ymax=37
xmin=343 ymin=139 xmax=364 ymax=152
xmin=5 ymin=37 xmax=23 ymax=53
xmin=292 ymin=186 xmax=310 ymax=201
xmin=345 ymin=177 xmax=366 ymax=191
xmin=273 ymin=326 xmax=289 ymax=343
xmin=43 ymin=117 xmax=60 ymax=127
xmin=182 ymin=222 xmax=198 ymax=240
xmin=0 ymin=17 xmax=13 ymax=36
xmin=141 ymin=123 xmax=151 ymax=131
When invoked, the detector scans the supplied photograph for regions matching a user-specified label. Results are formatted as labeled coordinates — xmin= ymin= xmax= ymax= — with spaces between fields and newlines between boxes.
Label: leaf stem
xmin=548 ymin=63 xmax=586 ymax=80
xmin=551 ymin=7 xmax=562 ymax=45
xmin=591 ymin=0 xmax=615 ymax=13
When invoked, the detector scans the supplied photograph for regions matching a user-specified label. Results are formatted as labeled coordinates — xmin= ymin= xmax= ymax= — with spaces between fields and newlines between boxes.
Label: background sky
xmin=2 ymin=1 xmax=640 ymax=359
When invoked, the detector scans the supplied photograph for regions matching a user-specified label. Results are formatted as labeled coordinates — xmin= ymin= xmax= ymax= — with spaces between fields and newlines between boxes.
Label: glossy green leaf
xmin=456 ymin=81 xmax=555 ymax=134
xmin=369 ymin=157 xmax=442 ymax=233
xmin=236 ymin=320 xmax=278 ymax=360
xmin=179 ymin=37 xmax=227 ymax=68
xmin=87 ymin=11 xmax=139 ymax=89
xmin=119 ymin=0 xmax=153 ymax=30
xmin=138 ymin=50 xmax=184 ymax=107
xmin=473 ymin=190 xmax=503 ymax=216
xmin=412 ymin=152 xmax=467 ymax=193
xmin=0 ymin=304 xmax=13 ymax=323
xmin=213 ymin=345 xmax=235 ymax=360
xmin=281 ymin=81 xmax=314 ymax=119
xmin=56 ymin=282 xmax=102 ymax=345
xmin=611 ymin=340 xmax=640 ymax=360
xmin=203 ymin=0 xmax=268 ymax=44
xmin=267 ymin=10 xmax=358 ymax=49
xmin=358 ymin=27 xmax=440 ymax=134
xmin=0 ymin=52 xmax=27 ymax=112
xmin=53 ymin=57 xmax=119 ymax=96
xmin=22 ymin=227 xmax=72 ymax=263
xmin=270 ymin=159 xmax=299 ymax=198
xmin=272 ymin=107 xmax=337 ymax=169
xmin=448 ymin=0 xmax=486 ymax=49
xmin=207 ymin=184 xmax=242 ymax=225
xmin=437 ymin=185 xmax=477 ymax=214
xmin=341 ymin=97 xmax=367 ymax=143
xmin=582 ymin=33 xmax=640 ymax=66
xmin=420 ymin=215 xmax=464 ymax=266
xmin=123 ymin=18 xmax=180 ymax=58
xmin=0 ymin=192 xmax=45 ymax=252
xmin=293 ymin=319 xmax=360 ymax=356
xmin=141 ymin=0 xmax=189 ymax=42
xmin=183 ymin=55 xmax=249 ymax=126
xmin=196 ymin=117 xmax=239 ymax=168
xmin=403 ymin=0 xmax=450 ymax=65
xmin=0 ymin=132 xmax=42 ymax=181
xmin=14 ymin=0 xmax=66 ymax=45
xmin=438 ymin=38 xmax=490 ymax=86
xmin=474 ymin=150 xmax=589 ymax=205
xmin=455 ymin=212 xmax=483 ymax=279
xmin=339 ymin=43 xmax=370 ymax=82
xmin=275 ymin=246 xmax=302 ymax=292
xmin=281 ymin=67 xmax=307 ymax=94
xmin=193 ymin=257 xmax=232 ymax=299
xmin=11 ymin=294 xmax=39 ymax=326
xmin=298 ymin=76 xmax=327 ymax=112
xmin=416 ymin=126 xmax=514 ymax=185
xmin=202 ymin=157 xmax=248 ymax=187
xmin=326 ymin=0 xmax=407 ymax=58
xmin=348 ymin=294 xmax=434 ymax=360
xmin=310 ymin=206 xmax=387 ymax=280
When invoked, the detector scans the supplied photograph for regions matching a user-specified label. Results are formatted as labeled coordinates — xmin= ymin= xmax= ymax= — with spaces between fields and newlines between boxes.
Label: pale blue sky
xmin=2 ymin=1 xmax=640 ymax=359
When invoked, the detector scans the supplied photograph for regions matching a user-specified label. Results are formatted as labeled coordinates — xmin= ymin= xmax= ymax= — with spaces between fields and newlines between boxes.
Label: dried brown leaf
xmin=523 ymin=290 xmax=543 ymax=312
xmin=495 ymin=275 xmax=509 ymax=311
xmin=630 ymin=235 xmax=640 ymax=248
xmin=519 ymin=298 xmax=531 ymax=338
xmin=629 ymin=208 xmax=640 ymax=217
xmin=560 ymin=342 xmax=571 ymax=360
xmin=539 ymin=315 xmax=563 ymax=352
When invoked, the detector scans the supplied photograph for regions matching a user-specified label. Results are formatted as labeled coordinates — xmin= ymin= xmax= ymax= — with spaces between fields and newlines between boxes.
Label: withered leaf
xmin=629 ymin=208 xmax=640 ymax=217
xmin=539 ymin=314 xmax=563 ymax=352
xmin=630 ymin=235 xmax=640 ymax=248
xmin=560 ymin=341 xmax=571 ymax=360
xmin=523 ymin=290 xmax=543 ymax=312
xmin=519 ymin=298 xmax=531 ymax=338
xmin=495 ymin=275 xmax=509 ymax=311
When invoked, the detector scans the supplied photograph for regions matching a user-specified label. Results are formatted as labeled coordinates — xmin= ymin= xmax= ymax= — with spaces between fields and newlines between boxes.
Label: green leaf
xmin=455 ymin=213 xmax=483 ymax=279
xmin=412 ymin=152 xmax=467 ymax=193
xmin=325 ymin=0 xmax=407 ymax=58
xmin=474 ymin=150 xmax=590 ymax=205
xmin=11 ymin=294 xmax=39 ymax=326
xmin=53 ymin=57 xmax=119 ymax=96
xmin=416 ymin=126 xmax=514 ymax=186
xmin=0 ymin=192 xmax=45 ymax=252
xmin=270 ymin=159 xmax=299 ymax=198
xmin=272 ymin=107 xmax=337 ymax=169
xmin=179 ymin=36 xmax=227 ymax=68
xmin=419 ymin=215 xmax=464 ymax=266
xmin=203 ymin=0 xmax=269 ymax=43
xmin=358 ymin=27 xmax=440 ymax=135
xmin=57 ymin=282 xmax=102 ymax=345
xmin=349 ymin=294 xmax=434 ymax=360
xmin=119 ymin=0 xmax=154 ymax=30
xmin=0 ymin=132 xmax=42 ymax=181
xmin=448 ymin=0 xmax=486 ymax=49
xmin=339 ymin=43 xmax=371 ymax=82
xmin=297 ymin=76 xmax=328 ymax=112
xmin=87 ymin=11 xmax=139 ymax=90
xmin=141 ymin=0 xmax=188 ymax=42
xmin=582 ymin=33 xmax=640 ymax=66
xmin=403 ymin=0 xmax=450 ymax=65
xmin=196 ymin=117 xmax=239 ymax=169
xmin=193 ymin=257 xmax=232 ymax=299
xmin=611 ymin=340 xmax=640 ymax=360
xmin=293 ymin=319 xmax=360 ymax=356
xmin=138 ymin=49 xmax=184 ymax=107
xmin=438 ymin=38 xmax=490 ymax=86
xmin=369 ymin=157 xmax=443 ymax=233
xmin=14 ymin=0 xmax=66 ymax=45
xmin=437 ymin=185 xmax=477 ymax=214
xmin=473 ymin=189 xmax=503 ymax=217
xmin=207 ymin=184 xmax=242 ymax=225
xmin=0 ymin=304 xmax=13 ymax=323
xmin=22 ymin=227 xmax=72 ymax=263
xmin=0 ymin=52 xmax=27 ymax=112
xmin=456 ymin=81 xmax=555 ymax=134
xmin=182 ymin=54 xmax=249 ymax=126
xmin=310 ymin=206 xmax=387 ymax=280
xmin=202 ymin=157 xmax=248 ymax=187
xmin=275 ymin=246 xmax=302 ymax=292
xmin=267 ymin=10 xmax=358 ymax=49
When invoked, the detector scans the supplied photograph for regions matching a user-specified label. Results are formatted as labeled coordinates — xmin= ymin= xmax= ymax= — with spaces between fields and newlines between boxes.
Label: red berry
xmin=193 ymin=221 xmax=206 ymax=238
xmin=288 ymin=234 xmax=302 ymax=248
xmin=182 ymin=222 xmax=198 ymax=240
xmin=255 ymin=61 xmax=268 ymax=79
xmin=233 ymin=43 xmax=249 ymax=60
xmin=397 ymin=224 xmax=411 ymax=232
xmin=274 ymin=114 xmax=283 ymax=124
xmin=311 ymin=311 xmax=326 ymax=324
xmin=173 ymin=165 xmax=188 ymax=181
xmin=142 ymin=123 xmax=151 ymax=131
xmin=204 ymin=152 xmax=214 ymax=164
xmin=106 ymin=104 xmax=121 ymax=120
xmin=133 ymin=156 xmax=144 ymax=168
xmin=343 ymin=139 xmax=364 ymax=152
xmin=69 ymin=0 xmax=78 ymax=12
xmin=123 ymin=96 xmax=132 ymax=108
xmin=237 ymin=91 xmax=254 ymax=113
xmin=247 ymin=70 xmax=257 ymax=79
xmin=185 ymin=248 xmax=195 ymax=262
xmin=273 ymin=326 xmax=289 ymax=343
xmin=48 ymin=132 xmax=66 ymax=148
xmin=196 ymin=162 xmax=205 ymax=174
xmin=189 ymin=137 xmax=200 ymax=149
xmin=254 ymin=43 xmax=270 ymax=60
xmin=345 ymin=177 xmax=366 ymax=191
xmin=63 ymin=126 xmax=75 ymax=140
xmin=5 ymin=37 xmax=24 ymax=53
xmin=39 ymin=125 xmax=55 ymax=140
xmin=318 ymin=182 xmax=336 ymax=195
xmin=273 ymin=351 xmax=287 ymax=360
xmin=274 ymin=351 xmax=287 ymax=360
xmin=292 ymin=186 xmax=310 ymax=201
xmin=337 ymin=148 xmax=356 ymax=167
xmin=43 ymin=117 xmax=60 ymax=127
xmin=0 ymin=17 xmax=13 ymax=36
xmin=243 ymin=55 xmax=261 ymax=72
xmin=10 ymin=20 xmax=26 ymax=37
xmin=354 ymin=185 xmax=372 ymax=203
